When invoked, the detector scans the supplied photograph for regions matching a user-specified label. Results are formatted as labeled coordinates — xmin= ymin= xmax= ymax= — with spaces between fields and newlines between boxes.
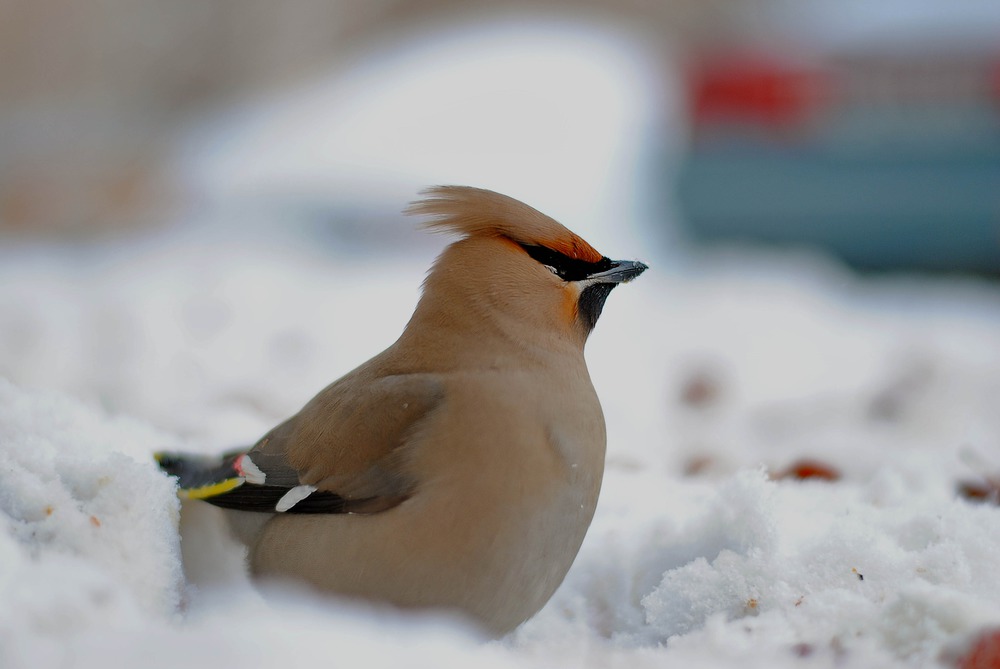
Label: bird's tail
xmin=155 ymin=448 xmax=349 ymax=514
xmin=154 ymin=450 xmax=248 ymax=500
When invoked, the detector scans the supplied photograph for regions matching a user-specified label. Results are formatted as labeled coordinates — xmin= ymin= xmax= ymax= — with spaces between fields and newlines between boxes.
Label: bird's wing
xmin=157 ymin=373 xmax=445 ymax=514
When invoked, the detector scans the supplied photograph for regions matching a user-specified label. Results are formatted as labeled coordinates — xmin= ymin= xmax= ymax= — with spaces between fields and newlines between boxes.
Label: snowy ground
xmin=2 ymin=221 xmax=1000 ymax=668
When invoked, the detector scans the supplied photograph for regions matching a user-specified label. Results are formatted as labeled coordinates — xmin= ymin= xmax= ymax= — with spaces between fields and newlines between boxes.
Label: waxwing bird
xmin=157 ymin=186 xmax=647 ymax=635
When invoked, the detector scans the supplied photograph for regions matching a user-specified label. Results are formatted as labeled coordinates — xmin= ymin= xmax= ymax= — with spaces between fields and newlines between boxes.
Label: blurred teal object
xmin=675 ymin=47 xmax=1000 ymax=274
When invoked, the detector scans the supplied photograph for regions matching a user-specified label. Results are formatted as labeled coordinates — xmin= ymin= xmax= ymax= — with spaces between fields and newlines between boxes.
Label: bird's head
xmin=406 ymin=186 xmax=647 ymax=349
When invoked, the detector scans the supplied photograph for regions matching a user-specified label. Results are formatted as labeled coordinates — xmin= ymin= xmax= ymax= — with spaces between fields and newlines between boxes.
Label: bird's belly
xmin=249 ymin=465 xmax=599 ymax=635
xmin=251 ymin=383 xmax=606 ymax=635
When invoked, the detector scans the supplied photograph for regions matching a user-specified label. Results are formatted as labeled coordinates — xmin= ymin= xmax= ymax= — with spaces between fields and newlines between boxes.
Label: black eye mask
xmin=518 ymin=244 xmax=614 ymax=282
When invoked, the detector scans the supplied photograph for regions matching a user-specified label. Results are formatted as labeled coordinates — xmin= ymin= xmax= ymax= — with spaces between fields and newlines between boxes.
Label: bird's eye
xmin=518 ymin=243 xmax=614 ymax=282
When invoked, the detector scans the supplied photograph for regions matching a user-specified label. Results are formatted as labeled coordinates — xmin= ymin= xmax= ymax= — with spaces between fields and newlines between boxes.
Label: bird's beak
xmin=586 ymin=259 xmax=648 ymax=285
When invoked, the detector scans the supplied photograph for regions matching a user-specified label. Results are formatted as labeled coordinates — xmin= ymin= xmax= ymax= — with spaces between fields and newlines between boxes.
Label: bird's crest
xmin=407 ymin=186 xmax=603 ymax=264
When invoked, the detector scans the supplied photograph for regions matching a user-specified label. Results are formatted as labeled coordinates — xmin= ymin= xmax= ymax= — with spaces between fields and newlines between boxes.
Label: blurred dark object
xmin=772 ymin=458 xmax=841 ymax=481
xmin=675 ymin=38 xmax=1000 ymax=274
xmin=0 ymin=0 xmax=363 ymax=237
xmin=957 ymin=478 xmax=1000 ymax=505
xmin=682 ymin=455 xmax=716 ymax=477
xmin=957 ymin=448 xmax=1000 ymax=506
xmin=677 ymin=365 xmax=724 ymax=409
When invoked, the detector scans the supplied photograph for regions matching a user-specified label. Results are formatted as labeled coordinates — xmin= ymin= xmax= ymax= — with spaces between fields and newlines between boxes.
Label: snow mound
xmin=516 ymin=469 xmax=1000 ymax=666
xmin=0 ymin=380 xmax=184 ymax=665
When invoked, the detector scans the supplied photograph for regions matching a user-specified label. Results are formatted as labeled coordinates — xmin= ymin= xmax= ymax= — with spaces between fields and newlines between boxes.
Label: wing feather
xmin=157 ymin=373 xmax=444 ymax=514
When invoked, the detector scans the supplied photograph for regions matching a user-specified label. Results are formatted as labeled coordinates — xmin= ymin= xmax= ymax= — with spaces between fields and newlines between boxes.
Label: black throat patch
xmin=578 ymin=282 xmax=617 ymax=331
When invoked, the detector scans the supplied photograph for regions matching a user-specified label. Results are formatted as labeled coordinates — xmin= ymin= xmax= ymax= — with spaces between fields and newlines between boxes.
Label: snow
xmin=2 ymin=229 xmax=999 ymax=668
xmin=0 ymin=379 xmax=184 ymax=666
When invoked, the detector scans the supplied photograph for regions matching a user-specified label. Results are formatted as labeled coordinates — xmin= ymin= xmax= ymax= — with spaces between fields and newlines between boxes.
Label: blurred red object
xmin=945 ymin=627 xmax=1000 ymax=669
xmin=773 ymin=459 xmax=841 ymax=482
xmin=687 ymin=50 xmax=833 ymax=130
xmin=957 ymin=479 xmax=1000 ymax=506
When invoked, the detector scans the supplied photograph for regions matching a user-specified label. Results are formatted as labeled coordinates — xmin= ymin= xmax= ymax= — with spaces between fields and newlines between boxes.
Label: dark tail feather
xmin=154 ymin=450 xmax=247 ymax=500
xmin=155 ymin=449 xmax=359 ymax=513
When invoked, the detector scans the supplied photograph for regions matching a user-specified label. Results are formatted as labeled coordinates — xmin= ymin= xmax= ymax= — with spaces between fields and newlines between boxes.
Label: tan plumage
xmin=408 ymin=185 xmax=605 ymax=263
xmin=160 ymin=186 xmax=646 ymax=635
